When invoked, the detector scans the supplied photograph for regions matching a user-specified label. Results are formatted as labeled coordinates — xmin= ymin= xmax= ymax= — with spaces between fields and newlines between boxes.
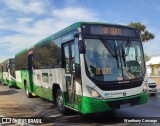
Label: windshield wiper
xmin=100 ymin=38 xmax=119 ymax=68
xmin=121 ymin=39 xmax=131 ymax=68
xmin=114 ymin=43 xmax=119 ymax=68
xmin=125 ymin=39 xmax=131 ymax=56
xmin=100 ymin=38 xmax=116 ymax=57
xmin=121 ymin=45 xmax=126 ymax=68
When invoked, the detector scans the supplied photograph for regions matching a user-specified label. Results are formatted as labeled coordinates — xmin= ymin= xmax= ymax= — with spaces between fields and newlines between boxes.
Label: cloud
xmin=142 ymin=22 xmax=160 ymax=55
xmin=65 ymin=0 xmax=79 ymax=5
xmin=17 ymin=18 xmax=34 ymax=25
xmin=0 ymin=55 xmax=14 ymax=63
xmin=0 ymin=5 xmax=100 ymax=62
xmin=144 ymin=32 xmax=160 ymax=55
xmin=2 ymin=0 xmax=47 ymax=15
xmin=52 ymin=7 xmax=99 ymax=23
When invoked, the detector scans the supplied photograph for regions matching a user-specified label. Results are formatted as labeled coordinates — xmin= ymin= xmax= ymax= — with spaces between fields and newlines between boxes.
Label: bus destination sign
xmin=104 ymin=27 xmax=122 ymax=35
xmin=90 ymin=25 xmax=138 ymax=37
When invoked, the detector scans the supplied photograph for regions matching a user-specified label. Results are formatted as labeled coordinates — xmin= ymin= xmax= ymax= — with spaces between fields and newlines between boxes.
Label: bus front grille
xmin=96 ymin=79 xmax=143 ymax=91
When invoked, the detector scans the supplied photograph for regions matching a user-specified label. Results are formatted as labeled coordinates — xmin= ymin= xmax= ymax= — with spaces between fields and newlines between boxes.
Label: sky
xmin=0 ymin=0 xmax=160 ymax=62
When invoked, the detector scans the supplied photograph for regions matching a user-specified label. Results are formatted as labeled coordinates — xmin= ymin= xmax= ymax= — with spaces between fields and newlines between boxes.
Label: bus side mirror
xmin=78 ymin=40 xmax=86 ymax=54
xmin=74 ymin=32 xmax=80 ymax=38
xmin=74 ymin=32 xmax=86 ymax=54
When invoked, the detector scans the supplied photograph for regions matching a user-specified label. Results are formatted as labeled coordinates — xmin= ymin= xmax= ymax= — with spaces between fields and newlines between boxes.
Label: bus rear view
xmin=77 ymin=23 xmax=148 ymax=114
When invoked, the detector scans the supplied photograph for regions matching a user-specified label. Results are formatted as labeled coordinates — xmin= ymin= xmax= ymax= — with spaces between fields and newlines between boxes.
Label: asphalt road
xmin=0 ymin=83 xmax=160 ymax=126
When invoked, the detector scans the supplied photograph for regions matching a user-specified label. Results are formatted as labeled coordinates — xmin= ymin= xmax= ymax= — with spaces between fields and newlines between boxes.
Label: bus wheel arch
xmin=52 ymin=83 xmax=60 ymax=105
xmin=24 ymin=80 xmax=32 ymax=98
xmin=52 ymin=84 xmax=69 ymax=115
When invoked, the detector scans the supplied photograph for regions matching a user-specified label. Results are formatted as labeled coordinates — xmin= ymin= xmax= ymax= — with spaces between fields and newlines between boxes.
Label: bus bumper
xmin=80 ymin=91 xmax=148 ymax=114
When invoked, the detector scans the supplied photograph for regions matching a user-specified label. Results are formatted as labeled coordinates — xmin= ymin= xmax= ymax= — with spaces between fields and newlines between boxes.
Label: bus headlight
xmin=143 ymin=82 xmax=148 ymax=92
xmin=86 ymin=86 xmax=103 ymax=99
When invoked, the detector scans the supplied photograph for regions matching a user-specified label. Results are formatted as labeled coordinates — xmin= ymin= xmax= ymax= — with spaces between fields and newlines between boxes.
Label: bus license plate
xmin=151 ymin=89 xmax=157 ymax=92
xmin=120 ymin=103 xmax=131 ymax=108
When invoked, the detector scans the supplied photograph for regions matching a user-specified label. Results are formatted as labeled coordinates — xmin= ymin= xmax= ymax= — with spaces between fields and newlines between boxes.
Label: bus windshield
xmin=84 ymin=39 xmax=145 ymax=82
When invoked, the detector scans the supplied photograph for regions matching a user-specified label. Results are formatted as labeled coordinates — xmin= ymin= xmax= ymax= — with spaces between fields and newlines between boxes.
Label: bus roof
xmin=15 ymin=22 xmax=135 ymax=57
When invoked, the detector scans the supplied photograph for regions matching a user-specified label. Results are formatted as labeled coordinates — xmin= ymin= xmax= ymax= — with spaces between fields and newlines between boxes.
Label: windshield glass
xmin=84 ymin=39 xmax=145 ymax=82
xmin=120 ymin=40 xmax=145 ymax=80
xmin=85 ymin=39 xmax=122 ymax=81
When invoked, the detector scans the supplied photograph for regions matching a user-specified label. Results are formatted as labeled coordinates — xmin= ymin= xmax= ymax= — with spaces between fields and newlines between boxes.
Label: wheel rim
xmin=56 ymin=91 xmax=64 ymax=112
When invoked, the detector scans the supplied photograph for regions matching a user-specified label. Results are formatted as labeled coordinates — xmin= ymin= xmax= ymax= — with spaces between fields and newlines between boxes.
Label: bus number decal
xmin=130 ymin=66 xmax=141 ymax=73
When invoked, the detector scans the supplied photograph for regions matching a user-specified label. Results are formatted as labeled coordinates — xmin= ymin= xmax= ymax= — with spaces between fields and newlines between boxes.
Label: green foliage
xmin=128 ymin=22 xmax=155 ymax=43
xmin=33 ymin=42 xmax=61 ymax=69
xmin=15 ymin=51 xmax=28 ymax=70
xmin=15 ymin=42 xmax=61 ymax=70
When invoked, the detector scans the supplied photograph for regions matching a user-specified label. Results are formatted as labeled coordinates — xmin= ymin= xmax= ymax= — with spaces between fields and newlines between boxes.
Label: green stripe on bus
xmin=80 ymin=91 xmax=148 ymax=114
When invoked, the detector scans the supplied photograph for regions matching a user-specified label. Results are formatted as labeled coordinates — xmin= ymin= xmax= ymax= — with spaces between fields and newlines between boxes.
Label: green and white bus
xmin=15 ymin=22 xmax=148 ymax=115
xmin=0 ymin=63 xmax=3 ymax=82
xmin=0 ymin=58 xmax=16 ymax=87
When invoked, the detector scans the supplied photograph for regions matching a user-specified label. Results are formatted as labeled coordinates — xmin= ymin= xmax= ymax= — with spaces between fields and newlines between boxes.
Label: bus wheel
xmin=56 ymin=89 xmax=68 ymax=115
xmin=25 ymin=83 xmax=32 ymax=98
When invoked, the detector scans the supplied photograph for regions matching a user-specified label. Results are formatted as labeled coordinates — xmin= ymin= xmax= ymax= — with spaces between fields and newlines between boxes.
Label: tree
xmin=144 ymin=54 xmax=151 ymax=62
xmin=128 ymin=22 xmax=155 ymax=43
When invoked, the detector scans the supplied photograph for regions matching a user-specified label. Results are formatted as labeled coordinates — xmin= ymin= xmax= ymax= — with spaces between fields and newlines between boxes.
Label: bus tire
xmin=25 ymin=83 xmax=32 ymax=98
xmin=56 ymin=89 xmax=68 ymax=115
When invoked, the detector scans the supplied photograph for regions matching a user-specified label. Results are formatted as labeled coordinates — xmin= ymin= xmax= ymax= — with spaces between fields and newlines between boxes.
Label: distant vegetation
xmin=128 ymin=22 xmax=155 ymax=61
xmin=128 ymin=22 xmax=155 ymax=43
xmin=144 ymin=54 xmax=151 ymax=62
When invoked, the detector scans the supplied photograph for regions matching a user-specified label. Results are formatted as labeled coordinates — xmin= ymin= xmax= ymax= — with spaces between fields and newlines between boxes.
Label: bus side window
xmin=71 ymin=43 xmax=75 ymax=72
xmin=74 ymin=38 xmax=81 ymax=77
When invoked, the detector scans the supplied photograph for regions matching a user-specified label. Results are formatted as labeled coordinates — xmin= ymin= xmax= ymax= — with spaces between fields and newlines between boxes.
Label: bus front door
xmin=63 ymin=42 xmax=76 ymax=107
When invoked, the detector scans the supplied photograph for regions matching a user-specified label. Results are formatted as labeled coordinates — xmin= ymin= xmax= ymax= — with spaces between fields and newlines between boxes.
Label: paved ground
xmin=0 ymin=83 xmax=160 ymax=126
